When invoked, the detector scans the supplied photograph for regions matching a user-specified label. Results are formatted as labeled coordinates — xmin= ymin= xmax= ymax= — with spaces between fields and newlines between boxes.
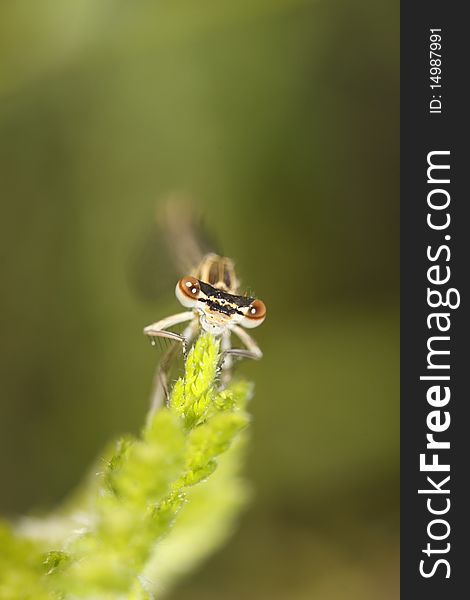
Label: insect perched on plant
xmin=143 ymin=250 xmax=266 ymax=410
xmin=140 ymin=199 xmax=266 ymax=409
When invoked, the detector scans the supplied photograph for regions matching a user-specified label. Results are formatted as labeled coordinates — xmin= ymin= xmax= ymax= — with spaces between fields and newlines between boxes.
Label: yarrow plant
xmin=0 ymin=334 xmax=253 ymax=599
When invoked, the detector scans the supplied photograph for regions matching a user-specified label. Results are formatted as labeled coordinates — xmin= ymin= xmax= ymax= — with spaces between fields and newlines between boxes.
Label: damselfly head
xmin=176 ymin=272 xmax=266 ymax=335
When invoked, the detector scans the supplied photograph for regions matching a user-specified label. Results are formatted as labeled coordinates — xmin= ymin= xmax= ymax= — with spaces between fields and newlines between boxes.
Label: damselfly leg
xmin=217 ymin=326 xmax=262 ymax=385
xmin=144 ymin=311 xmax=195 ymax=412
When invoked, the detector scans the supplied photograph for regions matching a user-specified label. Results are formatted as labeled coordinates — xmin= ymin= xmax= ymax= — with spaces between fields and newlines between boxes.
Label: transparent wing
xmin=128 ymin=192 xmax=221 ymax=301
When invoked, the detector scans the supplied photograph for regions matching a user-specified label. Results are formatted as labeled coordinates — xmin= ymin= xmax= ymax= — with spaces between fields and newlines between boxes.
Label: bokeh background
xmin=0 ymin=1 xmax=399 ymax=598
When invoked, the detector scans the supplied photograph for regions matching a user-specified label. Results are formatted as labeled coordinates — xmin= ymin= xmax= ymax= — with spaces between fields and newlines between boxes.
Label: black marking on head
xmin=199 ymin=280 xmax=254 ymax=307
xmin=197 ymin=296 xmax=241 ymax=316
xmin=209 ymin=301 xmax=239 ymax=316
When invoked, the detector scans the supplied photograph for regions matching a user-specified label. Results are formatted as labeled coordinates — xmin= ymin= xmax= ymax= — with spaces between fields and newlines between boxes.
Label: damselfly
xmin=142 ymin=199 xmax=266 ymax=410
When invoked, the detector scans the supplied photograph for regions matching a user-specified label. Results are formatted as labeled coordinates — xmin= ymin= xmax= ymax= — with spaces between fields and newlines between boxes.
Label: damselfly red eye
xmin=242 ymin=299 xmax=266 ymax=328
xmin=175 ymin=276 xmax=201 ymax=307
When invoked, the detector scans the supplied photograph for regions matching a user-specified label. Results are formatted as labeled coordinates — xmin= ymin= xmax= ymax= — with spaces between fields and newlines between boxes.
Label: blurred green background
xmin=0 ymin=1 xmax=398 ymax=598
